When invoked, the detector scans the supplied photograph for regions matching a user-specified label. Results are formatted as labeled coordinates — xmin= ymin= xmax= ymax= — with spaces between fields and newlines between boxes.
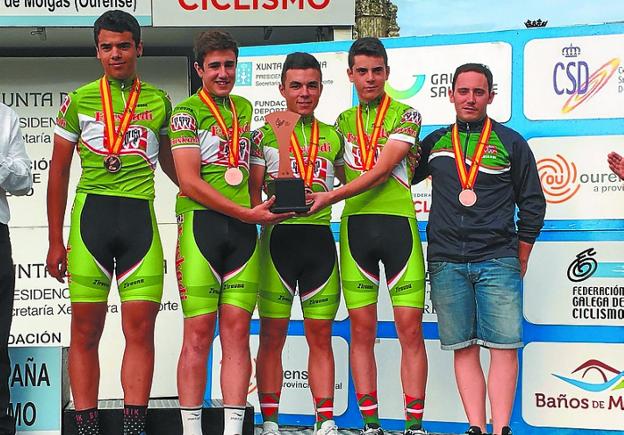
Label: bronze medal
xmin=104 ymin=155 xmax=122 ymax=173
xmin=224 ymin=167 xmax=243 ymax=186
xmin=458 ymin=189 xmax=477 ymax=207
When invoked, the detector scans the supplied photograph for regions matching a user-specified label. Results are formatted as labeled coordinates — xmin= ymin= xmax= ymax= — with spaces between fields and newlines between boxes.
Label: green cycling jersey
xmin=54 ymin=77 xmax=171 ymax=200
xmin=336 ymin=95 xmax=421 ymax=218
xmin=168 ymin=92 xmax=253 ymax=215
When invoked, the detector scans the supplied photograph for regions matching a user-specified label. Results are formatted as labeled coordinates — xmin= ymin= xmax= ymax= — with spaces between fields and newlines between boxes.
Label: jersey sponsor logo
xmin=484 ymin=143 xmax=498 ymax=155
xmin=251 ymin=145 xmax=263 ymax=159
xmin=59 ymin=94 xmax=71 ymax=117
xmin=55 ymin=117 xmax=67 ymax=129
xmin=175 ymin=218 xmax=188 ymax=300
xmin=393 ymin=127 xmax=419 ymax=138
xmin=401 ymin=109 xmax=422 ymax=126
xmin=170 ymin=113 xmax=197 ymax=132
xmin=345 ymin=129 xmax=388 ymax=146
xmin=95 ymin=111 xmax=154 ymax=122
xmin=171 ymin=136 xmax=199 ymax=146
xmin=286 ymin=156 xmax=331 ymax=189
xmin=210 ymin=123 xmax=250 ymax=140
xmin=124 ymin=126 xmax=149 ymax=151
xmin=217 ymin=136 xmax=250 ymax=165
xmin=348 ymin=142 xmax=381 ymax=170
xmin=319 ymin=141 xmax=331 ymax=153
xmin=251 ymin=129 xmax=264 ymax=146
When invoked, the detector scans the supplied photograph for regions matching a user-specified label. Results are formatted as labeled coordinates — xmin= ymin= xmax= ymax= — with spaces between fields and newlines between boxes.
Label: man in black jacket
xmin=413 ymin=63 xmax=545 ymax=435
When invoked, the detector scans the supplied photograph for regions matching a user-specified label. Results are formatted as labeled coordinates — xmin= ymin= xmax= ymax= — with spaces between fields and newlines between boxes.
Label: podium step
xmin=63 ymin=398 xmax=254 ymax=435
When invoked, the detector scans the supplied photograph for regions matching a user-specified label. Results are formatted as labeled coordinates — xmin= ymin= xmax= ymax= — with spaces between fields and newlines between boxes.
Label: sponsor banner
xmin=1 ymin=57 xmax=188 ymax=227
xmin=524 ymin=34 xmax=624 ymax=120
xmin=9 ymin=224 xmax=182 ymax=399
xmin=523 ymin=342 xmax=624 ymax=431
xmin=524 ymin=241 xmax=624 ymax=326
xmin=0 ymin=0 xmax=151 ymax=26
xmin=531 ymin=135 xmax=624 ymax=220
xmin=210 ymin=335 xmax=349 ymax=415
xmin=152 ymin=0 xmax=355 ymax=27
xmin=376 ymin=339 xmax=490 ymax=422
xmin=412 ymin=177 xmax=432 ymax=222
xmin=233 ymin=51 xmax=352 ymax=129
xmin=9 ymin=347 xmax=64 ymax=434
xmin=385 ymin=42 xmax=512 ymax=126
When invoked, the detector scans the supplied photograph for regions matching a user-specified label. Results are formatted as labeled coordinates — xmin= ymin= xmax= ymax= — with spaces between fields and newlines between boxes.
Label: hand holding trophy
xmin=265 ymin=110 xmax=312 ymax=213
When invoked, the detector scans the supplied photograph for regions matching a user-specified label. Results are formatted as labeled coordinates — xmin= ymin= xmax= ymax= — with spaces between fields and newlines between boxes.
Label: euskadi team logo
xmin=385 ymin=74 xmax=426 ymax=100
xmin=554 ymin=359 xmax=624 ymax=393
xmin=537 ymin=154 xmax=580 ymax=203
xmin=552 ymin=43 xmax=620 ymax=113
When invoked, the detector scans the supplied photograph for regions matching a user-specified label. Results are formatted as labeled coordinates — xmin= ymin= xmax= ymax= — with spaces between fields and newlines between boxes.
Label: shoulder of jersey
xmin=391 ymin=98 xmax=420 ymax=115
xmin=172 ymin=93 xmax=202 ymax=113
xmin=251 ymin=123 xmax=275 ymax=146
xmin=71 ymin=79 xmax=100 ymax=98
xmin=318 ymin=119 xmax=341 ymax=137
xmin=230 ymin=94 xmax=252 ymax=110
xmin=140 ymin=80 xmax=168 ymax=96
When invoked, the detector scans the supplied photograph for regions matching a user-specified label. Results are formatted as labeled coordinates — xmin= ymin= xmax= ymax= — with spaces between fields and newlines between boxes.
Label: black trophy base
xmin=267 ymin=177 xmax=311 ymax=213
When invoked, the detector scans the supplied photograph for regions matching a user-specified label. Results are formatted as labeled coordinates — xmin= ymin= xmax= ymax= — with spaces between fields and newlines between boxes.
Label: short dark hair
xmin=281 ymin=52 xmax=323 ymax=84
xmin=348 ymin=37 xmax=388 ymax=69
xmin=452 ymin=63 xmax=494 ymax=92
xmin=94 ymin=10 xmax=141 ymax=47
xmin=194 ymin=31 xmax=239 ymax=66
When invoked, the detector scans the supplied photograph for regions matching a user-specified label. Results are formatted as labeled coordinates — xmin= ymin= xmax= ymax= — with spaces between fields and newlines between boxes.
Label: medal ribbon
xmin=198 ymin=89 xmax=240 ymax=168
xmin=100 ymin=76 xmax=141 ymax=156
xmin=451 ymin=117 xmax=492 ymax=190
xmin=290 ymin=119 xmax=319 ymax=188
xmin=356 ymin=93 xmax=391 ymax=171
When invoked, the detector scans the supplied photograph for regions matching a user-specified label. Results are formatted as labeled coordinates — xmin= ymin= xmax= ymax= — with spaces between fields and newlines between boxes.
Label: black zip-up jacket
xmin=413 ymin=117 xmax=546 ymax=263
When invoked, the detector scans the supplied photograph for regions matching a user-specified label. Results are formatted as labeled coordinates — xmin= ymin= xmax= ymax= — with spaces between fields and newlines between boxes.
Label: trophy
xmin=265 ymin=110 xmax=311 ymax=213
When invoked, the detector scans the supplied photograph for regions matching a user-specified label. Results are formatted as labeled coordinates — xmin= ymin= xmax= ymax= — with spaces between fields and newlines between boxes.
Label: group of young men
xmin=23 ymin=8 xmax=546 ymax=435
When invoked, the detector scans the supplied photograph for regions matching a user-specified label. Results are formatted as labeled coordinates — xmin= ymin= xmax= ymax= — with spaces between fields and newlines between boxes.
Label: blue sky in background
xmin=395 ymin=0 xmax=624 ymax=36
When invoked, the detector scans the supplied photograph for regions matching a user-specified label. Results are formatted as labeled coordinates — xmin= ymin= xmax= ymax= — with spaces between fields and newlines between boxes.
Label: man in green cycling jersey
xmin=250 ymin=52 xmax=344 ymax=435
xmin=46 ymin=10 xmax=177 ymax=435
xmin=169 ymin=31 xmax=290 ymax=435
xmin=309 ymin=37 xmax=428 ymax=435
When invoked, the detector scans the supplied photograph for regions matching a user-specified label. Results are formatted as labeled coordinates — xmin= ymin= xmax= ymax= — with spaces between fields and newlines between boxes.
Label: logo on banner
xmin=385 ymin=74 xmax=426 ymax=100
xmin=552 ymin=43 xmax=620 ymax=113
xmin=553 ymin=359 xmax=624 ymax=393
xmin=236 ymin=62 xmax=253 ymax=86
xmin=537 ymin=154 xmax=580 ymax=203
xmin=565 ymin=247 xmax=624 ymax=322
xmin=567 ymin=248 xmax=598 ymax=282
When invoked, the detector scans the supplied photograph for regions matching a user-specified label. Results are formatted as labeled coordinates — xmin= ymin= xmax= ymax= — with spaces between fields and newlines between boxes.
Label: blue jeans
xmin=428 ymin=257 xmax=523 ymax=350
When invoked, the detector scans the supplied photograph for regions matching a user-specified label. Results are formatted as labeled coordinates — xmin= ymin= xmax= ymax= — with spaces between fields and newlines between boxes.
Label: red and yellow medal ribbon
xmin=356 ymin=93 xmax=391 ymax=171
xmin=99 ymin=76 xmax=141 ymax=155
xmin=290 ymin=118 xmax=320 ymax=188
xmin=198 ymin=89 xmax=240 ymax=168
xmin=451 ymin=117 xmax=493 ymax=190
